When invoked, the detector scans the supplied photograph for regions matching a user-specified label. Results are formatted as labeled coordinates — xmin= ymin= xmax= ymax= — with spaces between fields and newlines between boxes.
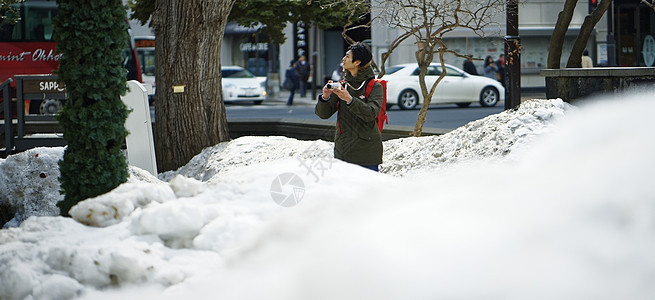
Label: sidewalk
xmin=266 ymin=90 xmax=319 ymax=106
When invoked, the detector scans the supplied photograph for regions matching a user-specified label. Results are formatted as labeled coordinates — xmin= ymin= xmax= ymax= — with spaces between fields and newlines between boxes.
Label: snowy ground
xmin=0 ymin=95 xmax=654 ymax=299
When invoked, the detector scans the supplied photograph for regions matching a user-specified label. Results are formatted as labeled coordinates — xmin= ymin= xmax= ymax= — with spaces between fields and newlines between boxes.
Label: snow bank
xmin=3 ymin=94 xmax=653 ymax=299
xmin=1 ymin=99 xmax=570 ymax=229
xmin=0 ymin=148 xmax=164 ymax=228
xmin=0 ymin=148 xmax=64 ymax=227
xmin=159 ymin=136 xmax=334 ymax=182
xmin=382 ymin=98 xmax=572 ymax=176
xmin=163 ymin=99 xmax=572 ymax=181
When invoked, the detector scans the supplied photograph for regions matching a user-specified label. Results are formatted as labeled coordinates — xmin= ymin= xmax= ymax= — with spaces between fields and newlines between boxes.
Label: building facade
xmin=132 ymin=0 xmax=655 ymax=93
xmin=370 ymin=0 xmax=604 ymax=90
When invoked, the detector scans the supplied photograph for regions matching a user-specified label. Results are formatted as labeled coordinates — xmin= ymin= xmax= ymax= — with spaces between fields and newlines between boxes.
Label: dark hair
xmin=484 ymin=56 xmax=493 ymax=66
xmin=583 ymin=50 xmax=589 ymax=56
xmin=349 ymin=42 xmax=372 ymax=66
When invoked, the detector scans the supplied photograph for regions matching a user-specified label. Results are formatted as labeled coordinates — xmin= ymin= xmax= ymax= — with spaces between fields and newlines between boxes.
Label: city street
xmin=225 ymin=90 xmax=546 ymax=130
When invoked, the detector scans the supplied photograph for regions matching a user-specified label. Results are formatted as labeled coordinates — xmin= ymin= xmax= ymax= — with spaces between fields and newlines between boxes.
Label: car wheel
xmin=479 ymin=86 xmax=499 ymax=107
xmin=456 ymin=102 xmax=471 ymax=108
xmin=253 ymin=100 xmax=263 ymax=105
xmin=40 ymin=99 xmax=64 ymax=115
xmin=398 ymin=89 xmax=418 ymax=110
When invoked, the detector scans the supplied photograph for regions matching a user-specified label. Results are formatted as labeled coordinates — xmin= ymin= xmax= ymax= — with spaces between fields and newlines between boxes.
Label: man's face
xmin=342 ymin=50 xmax=359 ymax=70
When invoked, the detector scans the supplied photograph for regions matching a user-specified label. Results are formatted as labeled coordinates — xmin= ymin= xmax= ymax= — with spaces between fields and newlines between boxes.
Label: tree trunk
xmin=412 ymin=41 xmax=444 ymax=137
xmin=547 ymin=0 xmax=578 ymax=69
xmin=566 ymin=0 xmax=613 ymax=68
xmin=152 ymin=0 xmax=234 ymax=172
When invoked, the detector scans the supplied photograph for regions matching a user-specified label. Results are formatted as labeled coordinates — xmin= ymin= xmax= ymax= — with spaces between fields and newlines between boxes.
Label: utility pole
xmin=505 ymin=0 xmax=521 ymax=109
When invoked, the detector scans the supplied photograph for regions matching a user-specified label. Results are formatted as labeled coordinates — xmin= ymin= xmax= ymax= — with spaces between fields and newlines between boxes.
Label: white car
xmin=221 ymin=66 xmax=267 ymax=104
xmin=383 ymin=63 xmax=505 ymax=110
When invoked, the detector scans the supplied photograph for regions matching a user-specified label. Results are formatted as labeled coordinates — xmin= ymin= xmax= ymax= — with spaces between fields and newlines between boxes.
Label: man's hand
xmin=325 ymin=81 xmax=352 ymax=104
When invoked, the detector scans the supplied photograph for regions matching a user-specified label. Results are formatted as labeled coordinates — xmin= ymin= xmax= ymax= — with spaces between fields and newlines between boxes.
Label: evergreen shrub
xmin=53 ymin=0 xmax=130 ymax=216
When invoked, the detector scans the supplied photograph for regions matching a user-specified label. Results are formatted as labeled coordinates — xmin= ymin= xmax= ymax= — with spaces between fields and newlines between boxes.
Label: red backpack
xmin=366 ymin=78 xmax=388 ymax=132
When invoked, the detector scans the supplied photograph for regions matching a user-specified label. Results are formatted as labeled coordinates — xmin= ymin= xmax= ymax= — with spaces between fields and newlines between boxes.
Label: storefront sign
xmin=22 ymin=79 xmax=66 ymax=94
xmin=240 ymin=43 xmax=268 ymax=52
xmin=293 ymin=21 xmax=308 ymax=58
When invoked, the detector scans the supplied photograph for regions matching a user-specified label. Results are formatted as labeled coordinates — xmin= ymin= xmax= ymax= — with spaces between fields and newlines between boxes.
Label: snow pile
xmin=382 ymin=98 xmax=572 ymax=176
xmin=69 ymin=181 xmax=176 ymax=227
xmin=0 ymin=99 xmax=569 ymax=228
xmin=0 ymin=148 xmax=166 ymax=228
xmin=0 ymin=159 xmax=371 ymax=300
xmin=1 ymin=94 xmax=654 ymax=299
xmin=159 ymin=136 xmax=334 ymax=182
xmin=0 ymin=148 xmax=64 ymax=226
xmin=163 ymin=99 xmax=572 ymax=181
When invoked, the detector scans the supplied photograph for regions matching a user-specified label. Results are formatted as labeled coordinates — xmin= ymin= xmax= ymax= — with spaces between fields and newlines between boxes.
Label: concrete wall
xmin=541 ymin=67 xmax=655 ymax=102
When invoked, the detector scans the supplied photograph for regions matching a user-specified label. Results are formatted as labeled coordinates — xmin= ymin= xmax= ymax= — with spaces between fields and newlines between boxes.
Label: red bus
xmin=0 ymin=0 xmax=142 ymax=114
xmin=134 ymin=36 xmax=155 ymax=103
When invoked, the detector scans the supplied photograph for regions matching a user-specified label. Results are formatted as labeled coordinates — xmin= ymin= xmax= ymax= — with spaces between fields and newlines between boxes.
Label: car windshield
xmin=410 ymin=65 xmax=463 ymax=76
xmin=411 ymin=66 xmax=441 ymax=76
xmin=223 ymin=68 xmax=255 ymax=78
xmin=385 ymin=66 xmax=404 ymax=75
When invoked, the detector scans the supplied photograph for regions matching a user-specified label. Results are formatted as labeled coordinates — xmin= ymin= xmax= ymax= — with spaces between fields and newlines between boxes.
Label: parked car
xmin=221 ymin=66 xmax=267 ymax=105
xmin=383 ymin=63 xmax=505 ymax=110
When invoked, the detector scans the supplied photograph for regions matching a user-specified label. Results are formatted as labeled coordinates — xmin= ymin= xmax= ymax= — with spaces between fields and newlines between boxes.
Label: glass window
xmin=411 ymin=66 xmax=441 ymax=76
xmin=385 ymin=66 xmax=404 ymax=75
xmin=445 ymin=66 xmax=462 ymax=76
xmin=223 ymin=68 xmax=255 ymax=78
xmin=137 ymin=49 xmax=155 ymax=76
xmin=0 ymin=1 xmax=57 ymax=42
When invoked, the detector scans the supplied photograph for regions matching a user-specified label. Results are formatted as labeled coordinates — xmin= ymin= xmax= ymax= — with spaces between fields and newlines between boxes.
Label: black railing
xmin=1 ymin=75 xmax=67 ymax=157
xmin=1 ymin=78 xmax=13 ymax=154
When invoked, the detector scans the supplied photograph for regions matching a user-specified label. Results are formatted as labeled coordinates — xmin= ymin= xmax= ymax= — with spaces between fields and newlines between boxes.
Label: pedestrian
xmin=582 ymin=50 xmax=593 ymax=68
xmin=463 ymin=56 xmax=478 ymax=75
xmin=496 ymin=54 xmax=505 ymax=86
xmin=315 ymin=42 xmax=383 ymax=172
xmin=294 ymin=54 xmax=311 ymax=97
xmin=284 ymin=59 xmax=298 ymax=105
xmin=483 ymin=55 xmax=499 ymax=81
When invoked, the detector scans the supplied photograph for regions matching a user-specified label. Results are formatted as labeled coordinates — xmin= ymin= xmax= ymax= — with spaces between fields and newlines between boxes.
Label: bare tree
xmin=642 ymin=0 xmax=655 ymax=11
xmin=365 ymin=0 xmax=504 ymax=136
xmin=151 ymin=0 xmax=235 ymax=172
xmin=547 ymin=0 xmax=577 ymax=69
xmin=547 ymin=0 xmax=612 ymax=69
xmin=566 ymin=0 xmax=612 ymax=68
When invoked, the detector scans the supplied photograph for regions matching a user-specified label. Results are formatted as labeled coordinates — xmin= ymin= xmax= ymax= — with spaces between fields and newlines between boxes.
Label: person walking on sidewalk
xmin=315 ymin=42 xmax=383 ymax=172
xmin=294 ymin=54 xmax=311 ymax=97
xmin=483 ymin=56 xmax=499 ymax=81
xmin=496 ymin=54 xmax=505 ymax=87
xmin=463 ymin=55 xmax=478 ymax=75
xmin=284 ymin=59 xmax=299 ymax=105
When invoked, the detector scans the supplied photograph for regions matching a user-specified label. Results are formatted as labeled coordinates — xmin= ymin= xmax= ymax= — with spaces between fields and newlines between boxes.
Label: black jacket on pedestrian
xmin=463 ymin=60 xmax=478 ymax=75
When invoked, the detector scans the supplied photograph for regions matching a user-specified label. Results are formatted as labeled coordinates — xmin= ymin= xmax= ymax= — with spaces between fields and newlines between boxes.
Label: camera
xmin=327 ymin=82 xmax=342 ymax=90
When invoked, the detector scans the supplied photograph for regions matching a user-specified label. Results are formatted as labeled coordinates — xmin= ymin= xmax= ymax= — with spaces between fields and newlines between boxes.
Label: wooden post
xmin=505 ymin=0 xmax=521 ymax=110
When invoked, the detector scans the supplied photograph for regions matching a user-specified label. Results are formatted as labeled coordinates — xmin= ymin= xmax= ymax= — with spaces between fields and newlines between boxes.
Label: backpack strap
xmin=365 ymin=78 xmax=376 ymax=99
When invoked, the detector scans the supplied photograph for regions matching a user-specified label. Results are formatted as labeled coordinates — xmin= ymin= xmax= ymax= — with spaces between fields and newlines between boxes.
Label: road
xmin=226 ymin=97 xmax=506 ymax=130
